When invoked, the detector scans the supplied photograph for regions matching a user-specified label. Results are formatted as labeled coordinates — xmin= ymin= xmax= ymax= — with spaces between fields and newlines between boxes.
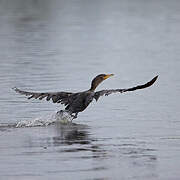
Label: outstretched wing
xmin=94 ymin=76 xmax=158 ymax=101
xmin=13 ymin=87 xmax=73 ymax=106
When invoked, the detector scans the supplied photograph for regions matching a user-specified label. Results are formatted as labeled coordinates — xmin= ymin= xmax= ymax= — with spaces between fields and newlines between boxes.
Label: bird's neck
xmin=89 ymin=77 xmax=104 ymax=91
xmin=89 ymin=82 xmax=99 ymax=91
xmin=89 ymin=86 xmax=96 ymax=91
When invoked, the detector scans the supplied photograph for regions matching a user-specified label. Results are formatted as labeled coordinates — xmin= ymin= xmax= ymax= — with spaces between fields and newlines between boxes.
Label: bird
xmin=13 ymin=74 xmax=158 ymax=120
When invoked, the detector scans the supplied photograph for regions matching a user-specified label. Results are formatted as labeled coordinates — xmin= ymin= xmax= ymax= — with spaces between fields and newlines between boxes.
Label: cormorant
xmin=13 ymin=74 xmax=158 ymax=119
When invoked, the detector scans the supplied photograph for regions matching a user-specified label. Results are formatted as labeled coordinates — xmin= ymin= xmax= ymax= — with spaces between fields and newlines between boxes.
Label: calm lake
xmin=0 ymin=0 xmax=180 ymax=179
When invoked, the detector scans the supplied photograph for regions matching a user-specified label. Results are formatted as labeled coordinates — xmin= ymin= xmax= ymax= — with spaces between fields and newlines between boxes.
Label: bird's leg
xmin=71 ymin=112 xmax=78 ymax=120
xmin=74 ymin=112 xmax=78 ymax=119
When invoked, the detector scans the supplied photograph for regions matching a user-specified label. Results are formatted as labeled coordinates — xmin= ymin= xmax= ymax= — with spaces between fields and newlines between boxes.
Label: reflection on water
xmin=54 ymin=123 xmax=91 ymax=145
xmin=53 ymin=123 xmax=106 ymax=156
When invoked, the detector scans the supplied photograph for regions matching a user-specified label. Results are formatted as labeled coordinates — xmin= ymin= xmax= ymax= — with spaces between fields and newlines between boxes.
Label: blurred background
xmin=0 ymin=0 xmax=180 ymax=179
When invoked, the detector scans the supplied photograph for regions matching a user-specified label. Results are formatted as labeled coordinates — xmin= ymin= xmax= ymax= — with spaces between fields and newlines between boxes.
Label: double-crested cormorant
xmin=13 ymin=74 xmax=158 ymax=119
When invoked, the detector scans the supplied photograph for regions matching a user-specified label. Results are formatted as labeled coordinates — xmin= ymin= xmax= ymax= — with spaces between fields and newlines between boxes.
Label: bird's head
xmin=90 ymin=74 xmax=114 ymax=91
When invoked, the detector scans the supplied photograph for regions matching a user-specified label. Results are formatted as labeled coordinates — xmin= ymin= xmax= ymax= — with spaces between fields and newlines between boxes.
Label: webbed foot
xmin=71 ymin=113 xmax=78 ymax=120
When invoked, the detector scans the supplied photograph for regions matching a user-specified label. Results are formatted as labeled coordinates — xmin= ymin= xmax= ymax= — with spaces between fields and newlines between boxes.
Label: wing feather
xmin=13 ymin=87 xmax=73 ymax=106
xmin=94 ymin=76 xmax=158 ymax=101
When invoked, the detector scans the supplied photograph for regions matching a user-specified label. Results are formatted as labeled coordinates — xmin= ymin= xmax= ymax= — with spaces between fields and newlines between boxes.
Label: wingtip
xmin=154 ymin=75 xmax=159 ymax=81
xmin=150 ymin=75 xmax=158 ymax=86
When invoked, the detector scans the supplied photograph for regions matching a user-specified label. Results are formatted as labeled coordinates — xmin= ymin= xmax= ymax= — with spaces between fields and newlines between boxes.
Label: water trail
xmin=15 ymin=111 xmax=73 ymax=128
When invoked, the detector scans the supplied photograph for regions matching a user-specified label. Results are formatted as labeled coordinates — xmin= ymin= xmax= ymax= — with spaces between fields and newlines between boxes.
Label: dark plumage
xmin=13 ymin=74 xmax=158 ymax=119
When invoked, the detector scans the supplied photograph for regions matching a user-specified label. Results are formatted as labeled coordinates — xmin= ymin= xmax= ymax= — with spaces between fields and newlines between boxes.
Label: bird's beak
xmin=103 ymin=74 xmax=114 ymax=80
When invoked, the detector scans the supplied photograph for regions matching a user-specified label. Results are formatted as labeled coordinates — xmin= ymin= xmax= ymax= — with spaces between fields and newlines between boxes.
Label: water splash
xmin=55 ymin=111 xmax=73 ymax=124
xmin=15 ymin=111 xmax=73 ymax=128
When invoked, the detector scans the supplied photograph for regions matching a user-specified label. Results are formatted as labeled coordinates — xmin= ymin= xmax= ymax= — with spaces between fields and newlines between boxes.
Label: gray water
xmin=0 ymin=0 xmax=180 ymax=179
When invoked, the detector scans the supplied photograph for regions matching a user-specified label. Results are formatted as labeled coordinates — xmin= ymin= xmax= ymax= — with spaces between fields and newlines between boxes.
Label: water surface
xmin=0 ymin=0 xmax=180 ymax=179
